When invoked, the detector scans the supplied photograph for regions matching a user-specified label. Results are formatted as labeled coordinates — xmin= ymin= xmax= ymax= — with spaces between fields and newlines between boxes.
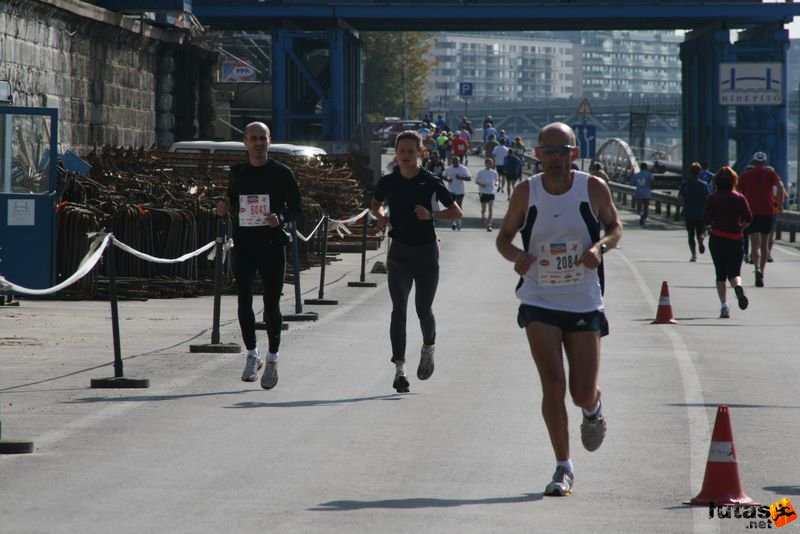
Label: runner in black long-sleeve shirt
xmin=216 ymin=122 xmax=301 ymax=390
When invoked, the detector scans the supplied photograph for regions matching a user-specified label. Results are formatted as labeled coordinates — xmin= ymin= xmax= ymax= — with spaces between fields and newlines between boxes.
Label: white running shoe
xmin=544 ymin=466 xmax=574 ymax=496
xmin=261 ymin=362 xmax=278 ymax=390
xmin=241 ymin=354 xmax=263 ymax=382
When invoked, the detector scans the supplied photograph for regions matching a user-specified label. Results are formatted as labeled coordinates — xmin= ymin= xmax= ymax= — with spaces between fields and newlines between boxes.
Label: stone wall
xmin=0 ymin=0 xmax=216 ymax=155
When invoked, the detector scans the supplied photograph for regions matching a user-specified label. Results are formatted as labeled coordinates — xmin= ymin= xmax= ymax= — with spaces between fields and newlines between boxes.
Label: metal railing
xmin=608 ymin=182 xmax=800 ymax=243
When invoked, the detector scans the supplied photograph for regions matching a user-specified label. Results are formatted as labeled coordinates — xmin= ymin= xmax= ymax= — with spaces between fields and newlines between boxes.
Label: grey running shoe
xmin=580 ymin=412 xmax=607 ymax=452
xmin=393 ymin=368 xmax=410 ymax=393
xmin=241 ymin=354 xmax=263 ymax=382
xmin=417 ymin=344 xmax=435 ymax=380
xmin=734 ymin=285 xmax=748 ymax=310
xmin=261 ymin=362 xmax=278 ymax=390
xmin=544 ymin=466 xmax=574 ymax=496
xmin=755 ymin=270 xmax=764 ymax=287
xmin=719 ymin=305 xmax=730 ymax=319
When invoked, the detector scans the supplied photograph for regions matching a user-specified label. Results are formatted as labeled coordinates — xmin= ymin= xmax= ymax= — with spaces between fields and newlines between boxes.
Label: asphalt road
xmin=1 ymin=157 xmax=799 ymax=533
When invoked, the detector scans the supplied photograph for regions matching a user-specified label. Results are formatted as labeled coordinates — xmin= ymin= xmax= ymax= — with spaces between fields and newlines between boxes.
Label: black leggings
xmin=685 ymin=218 xmax=705 ymax=250
xmin=709 ymin=234 xmax=743 ymax=282
xmin=387 ymin=241 xmax=439 ymax=363
xmin=234 ymin=244 xmax=286 ymax=353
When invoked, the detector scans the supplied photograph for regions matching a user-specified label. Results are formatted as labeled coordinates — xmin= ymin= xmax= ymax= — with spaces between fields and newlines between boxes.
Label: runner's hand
xmin=414 ymin=205 xmax=433 ymax=221
xmin=514 ymin=252 xmax=536 ymax=275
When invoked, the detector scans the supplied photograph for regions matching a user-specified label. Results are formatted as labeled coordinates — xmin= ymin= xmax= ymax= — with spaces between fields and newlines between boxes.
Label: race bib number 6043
xmin=537 ymin=240 xmax=583 ymax=286
xmin=239 ymin=194 xmax=270 ymax=227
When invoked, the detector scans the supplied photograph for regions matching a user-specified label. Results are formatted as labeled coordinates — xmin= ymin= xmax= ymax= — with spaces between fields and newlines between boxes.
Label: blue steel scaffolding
xmin=96 ymin=1 xmax=800 ymax=183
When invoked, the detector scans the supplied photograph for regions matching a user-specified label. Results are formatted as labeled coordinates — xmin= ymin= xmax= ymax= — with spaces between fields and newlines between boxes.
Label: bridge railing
xmin=608 ymin=182 xmax=800 ymax=243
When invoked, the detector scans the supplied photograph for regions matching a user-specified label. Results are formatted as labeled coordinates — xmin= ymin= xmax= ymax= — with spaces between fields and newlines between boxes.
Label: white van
xmin=168 ymin=140 xmax=326 ymax=158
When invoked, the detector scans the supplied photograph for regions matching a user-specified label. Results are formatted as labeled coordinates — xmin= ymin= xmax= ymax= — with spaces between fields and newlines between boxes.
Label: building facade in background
xmin=424 ymin=30 xmax=684 ymax=108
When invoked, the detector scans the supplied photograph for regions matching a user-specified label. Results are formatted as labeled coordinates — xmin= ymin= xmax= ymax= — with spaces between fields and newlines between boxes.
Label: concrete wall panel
xmin=2 ymin=0 xmax=217 ymax=155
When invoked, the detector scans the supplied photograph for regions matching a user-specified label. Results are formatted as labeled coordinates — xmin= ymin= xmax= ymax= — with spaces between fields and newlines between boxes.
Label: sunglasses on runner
xmin=536 ymin=144 xmax=576 ymax=155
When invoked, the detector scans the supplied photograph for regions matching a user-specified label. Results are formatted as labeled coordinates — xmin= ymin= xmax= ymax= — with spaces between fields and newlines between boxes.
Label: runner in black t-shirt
xmin=371 ymin=130 xmax=462 ymax=392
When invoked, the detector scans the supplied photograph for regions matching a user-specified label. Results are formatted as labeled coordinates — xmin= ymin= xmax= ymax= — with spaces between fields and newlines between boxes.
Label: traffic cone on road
xmin=651 ymin=281 xmax=678 ymax=324
xmin=686 ymin=405 xmax=757 ymax=506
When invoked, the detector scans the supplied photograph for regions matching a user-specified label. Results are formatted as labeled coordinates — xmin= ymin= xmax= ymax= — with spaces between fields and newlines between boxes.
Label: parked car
xmin=381 ymin=120 xmax=426 ymax=147
xmin=168 ymin=140 xmax=326 ymax=158
xmin=371 ymin=116 xmax=403 ymax=142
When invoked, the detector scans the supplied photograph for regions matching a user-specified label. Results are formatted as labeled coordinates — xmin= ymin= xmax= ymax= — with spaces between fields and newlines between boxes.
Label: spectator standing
xmin=678 ymin=162 xmax=710 ymax=262
xmin=703 ymin=166 xmax=752 ymax=318
xmin=631 ymin=163 xmax=654 ymax=226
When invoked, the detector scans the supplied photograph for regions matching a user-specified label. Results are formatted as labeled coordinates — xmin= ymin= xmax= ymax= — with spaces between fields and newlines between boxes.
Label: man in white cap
xmin=738 ymin=151 xmax=785 ymax=287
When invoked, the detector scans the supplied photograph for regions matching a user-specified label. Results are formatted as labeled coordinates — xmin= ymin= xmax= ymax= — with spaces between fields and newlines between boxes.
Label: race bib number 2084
xmin=537 ymin=240 xmax=583 ymax=286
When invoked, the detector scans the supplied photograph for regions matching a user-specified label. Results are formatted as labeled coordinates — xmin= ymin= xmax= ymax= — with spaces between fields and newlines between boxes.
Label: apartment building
xmin=424 ymin=30 xmax=684 ymax=106
xmin=424 ymin=32 xmax=576 ymax=107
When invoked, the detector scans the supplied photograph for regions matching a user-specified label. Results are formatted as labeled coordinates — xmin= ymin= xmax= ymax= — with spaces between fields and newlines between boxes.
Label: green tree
xmin=362 ymin=32 xmax=434 ymax=122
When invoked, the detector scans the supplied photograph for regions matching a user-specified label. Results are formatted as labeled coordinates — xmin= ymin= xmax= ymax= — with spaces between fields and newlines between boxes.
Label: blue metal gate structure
xmin=99 ymin=1 xmax=800 ymax=179
xmin=682 ymin=22 xmax=791 ymax=181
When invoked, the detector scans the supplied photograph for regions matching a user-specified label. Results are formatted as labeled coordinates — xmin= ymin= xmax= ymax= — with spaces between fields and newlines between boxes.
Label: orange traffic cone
xmin=686 ymin=405 xmax=758 ymax=506
xmin=651 ymin=281 xmax=678 ymax=324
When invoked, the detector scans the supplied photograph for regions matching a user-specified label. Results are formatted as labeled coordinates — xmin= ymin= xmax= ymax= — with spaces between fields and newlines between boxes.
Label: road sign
xmin=719 ymin=62 xmax=783 ymax=106
xmin=576 ymin=98 xmax=593 ymax=115
xmin=571 ymin=124 xmax=596 ymax=159
xmin=459 ymin=82 xmax=473 ymax=97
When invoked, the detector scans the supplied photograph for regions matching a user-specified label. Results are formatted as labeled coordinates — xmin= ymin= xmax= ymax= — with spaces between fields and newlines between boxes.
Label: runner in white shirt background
xmin=493 ymin=141 xmax=510 ymax=195
xmin=475 ymin=157 xmax=499 ymax=231
xmin=443 ymin=156 xmax=472 ymax=230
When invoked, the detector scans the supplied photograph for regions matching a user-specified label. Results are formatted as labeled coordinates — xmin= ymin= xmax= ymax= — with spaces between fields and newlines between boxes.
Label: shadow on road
xmin=227 ymin=393 xmax=410 ymax=409
xmin=309 ymin=493 xmax=542 ymax=511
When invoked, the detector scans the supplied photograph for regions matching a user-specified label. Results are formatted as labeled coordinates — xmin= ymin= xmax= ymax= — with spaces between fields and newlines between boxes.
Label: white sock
xmin=266 ymin=351 xmax=279 ymax=364
xmin=395 ymin=364 xmax=407 ymax=376
xmin=582 ymin=399 xmax=601 ymax=418
xmin=557 ymin=459 xmax=574 ymax=474
xmin=247 ymin=348 xmax=259 ymax=359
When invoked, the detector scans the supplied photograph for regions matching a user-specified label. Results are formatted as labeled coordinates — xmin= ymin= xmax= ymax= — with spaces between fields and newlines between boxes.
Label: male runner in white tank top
xmin=495 ymin=122 xmax=622 ymax=496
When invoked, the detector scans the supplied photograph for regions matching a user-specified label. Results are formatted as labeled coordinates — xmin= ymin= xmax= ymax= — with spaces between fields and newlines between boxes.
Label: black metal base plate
xmin=90 ymin=377 xmax=150 ymax=389
xmin=348 ymin=281 xmax=378 ymax=288
xmin=0 ymin=440 xmax=34 ymax=454
xmin=189 ymin=343 xmax=242 ymax=354
xmin=283 ymin=312 xmax=319 ymax=322
xmin=303 ymin=298 xmax=339 ymax=305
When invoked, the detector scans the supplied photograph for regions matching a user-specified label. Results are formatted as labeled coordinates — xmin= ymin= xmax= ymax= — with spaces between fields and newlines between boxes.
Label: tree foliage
xmin=362 ymin=32 xmax=434 ymax=122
